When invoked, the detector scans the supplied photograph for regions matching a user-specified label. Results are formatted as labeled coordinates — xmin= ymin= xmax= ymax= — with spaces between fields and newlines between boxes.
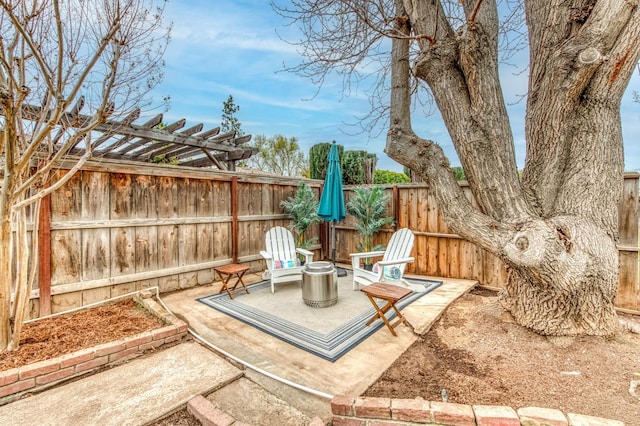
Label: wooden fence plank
xmin=214 ymin=180 xmax=231 ymax=216
xmin=111 ymin=228 xmax=135 ymax=276
xmin=158 ymin=176 xmax=178 ymax=218
xmin=214 ymin=223 xmax=232 ymax=262
xmin=262 ymin=183 xmax=274 ymax=215
xmin=133 ymin=174 xmax=159 ymax=290
xmin=50 ymin=170 xmax=82 ymax=221
xmin=133 ymin=226 xmax=158 ymax=290
xmin=50 ymin=171 xmax=82 ymax=285
xmin=133 ymin=175 xmax=158 ymax=218
xmin=196 ymin=180 xmax=215 ymax=284
xmin=158 ymin=224 xmax=180 ymax=291
xmin=618 ymin=251 xmax=639 ymax=310
xmin=178 ymin=178 xmax=198 ymax=287
xmin=82 ymin=172 xmax=110 ymax=282
xmin=619 ymin=174 xmax=639 ymax=245
xmin=51 ymin=231 xmax=82 ymax=285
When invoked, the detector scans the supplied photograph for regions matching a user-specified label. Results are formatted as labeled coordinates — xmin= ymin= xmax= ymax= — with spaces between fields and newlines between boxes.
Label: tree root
xmin=618 ymin=317 xmax=640 ymax=334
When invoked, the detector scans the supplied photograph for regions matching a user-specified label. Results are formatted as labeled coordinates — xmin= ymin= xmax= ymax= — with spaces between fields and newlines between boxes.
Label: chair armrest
xmin=349 ymin=251 xmax=385 ymax=260
xmin=296 ymin=247 xmax=314 ymax=263
xmin=260 ymin=251 xmax=272 ymax=260
xmin=375 ymin=257 xmax=414 ymax=267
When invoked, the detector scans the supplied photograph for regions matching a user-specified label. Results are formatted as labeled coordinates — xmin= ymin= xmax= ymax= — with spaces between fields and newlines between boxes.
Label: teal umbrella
xmin=317 ymin=142 xmax=346 ymax=274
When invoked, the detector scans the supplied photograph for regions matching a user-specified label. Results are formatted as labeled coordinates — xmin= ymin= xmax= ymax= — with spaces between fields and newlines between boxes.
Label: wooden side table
xmin=361 ymin=282 xmax=413 ymax=336
xmin=214 ymin=263 xmax=250 ymax=299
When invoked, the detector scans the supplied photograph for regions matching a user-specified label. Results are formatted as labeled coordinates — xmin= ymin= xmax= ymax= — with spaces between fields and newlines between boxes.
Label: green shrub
xmin=374 ymin=170 xmax=410 ymax=184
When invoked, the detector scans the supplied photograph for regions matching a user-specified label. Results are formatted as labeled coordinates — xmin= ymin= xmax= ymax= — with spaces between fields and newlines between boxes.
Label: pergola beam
xmin=6 ymin=103 xmax=255 ymax=168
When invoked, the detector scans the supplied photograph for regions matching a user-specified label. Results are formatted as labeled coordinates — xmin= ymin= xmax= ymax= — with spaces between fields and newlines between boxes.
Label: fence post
xmin=38 ymin=193 xmax=52 ymax=316
xmin=231 ymin=176 xmax=239 ymax=264
xmin=392 ymin=185 xmax=400 ymax=229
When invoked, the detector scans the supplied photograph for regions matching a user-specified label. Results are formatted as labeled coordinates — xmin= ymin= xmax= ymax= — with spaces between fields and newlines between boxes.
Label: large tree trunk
xmin=385 ymin=0 xmax=640 ymax=336
xmin=498 ymin=217 xmax=619 ymax=336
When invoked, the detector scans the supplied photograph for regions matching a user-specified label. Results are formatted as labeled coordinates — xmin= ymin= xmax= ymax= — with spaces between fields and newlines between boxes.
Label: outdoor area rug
xmin=197 ymin=271 xmax=442 ymax=362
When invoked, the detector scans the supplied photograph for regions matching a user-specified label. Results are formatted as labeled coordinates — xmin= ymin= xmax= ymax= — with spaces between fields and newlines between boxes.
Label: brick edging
xmin=0 ymin=293 xmax=189 ymax=405
xmin=330 ymin=395 xmax=625 ymax=426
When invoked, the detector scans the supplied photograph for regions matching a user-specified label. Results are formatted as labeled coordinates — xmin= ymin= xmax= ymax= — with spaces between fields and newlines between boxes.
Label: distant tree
xmin=363 ymin=153 xmax=377 ymax=184
xmin=374 ymin=170 xmax=410 ymax=184
xmin=342 ymin=150 xmax=366 ymax=185
xmin=309 ymin=142 xmax=338 ymax=179
xmin=0 ymin=0 xmax=169 ymax=352
xmin=221 ymin=95 xmax=243 ymax=136
xmin=247 ymin=135 xmax=307 ymax=177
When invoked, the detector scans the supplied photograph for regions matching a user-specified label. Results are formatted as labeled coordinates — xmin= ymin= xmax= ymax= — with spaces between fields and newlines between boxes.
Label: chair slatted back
xmin=265 ymin=226 xmax=297 ymax=262
xmin=382 ymin=228 xmax=414 ymax=272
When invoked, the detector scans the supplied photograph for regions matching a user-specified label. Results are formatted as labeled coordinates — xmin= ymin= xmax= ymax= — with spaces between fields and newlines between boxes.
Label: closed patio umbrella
xmin=317 ymin=141 xmax=347 ymax=276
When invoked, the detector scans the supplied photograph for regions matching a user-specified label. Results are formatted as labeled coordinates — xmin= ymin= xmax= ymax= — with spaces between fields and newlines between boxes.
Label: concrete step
xmin=204 ymin=377 xmax=317 ymax=425
xmin=0 ymin=342 xmax=243 ymax=426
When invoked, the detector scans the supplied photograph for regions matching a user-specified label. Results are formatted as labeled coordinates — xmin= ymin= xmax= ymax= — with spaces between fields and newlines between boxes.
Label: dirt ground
xmin=365 ymin=288 xmax=640 ymax=425
xmin=2 ymin=291 xmax=639 ymax=425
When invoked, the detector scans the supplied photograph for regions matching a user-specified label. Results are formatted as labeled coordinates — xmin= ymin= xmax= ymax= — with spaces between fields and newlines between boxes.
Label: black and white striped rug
xmin=197 ymin=274 xmax=442 ymax=362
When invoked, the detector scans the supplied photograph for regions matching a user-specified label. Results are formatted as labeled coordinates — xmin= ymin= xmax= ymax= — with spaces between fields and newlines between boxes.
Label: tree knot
xmin=515 ymin=236 xmax=529 ymax=251
xmin=579 ymin=47 xmax=605 ymax=65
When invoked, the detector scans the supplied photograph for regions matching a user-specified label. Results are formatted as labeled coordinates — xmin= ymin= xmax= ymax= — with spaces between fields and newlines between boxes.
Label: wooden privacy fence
xmin=333 ymin=172 xmax=640 ymax=312
xmin=27 ymin=160 xmax=639 ymax=317
xmin=31 ymin=158 xmax=322 ymax=317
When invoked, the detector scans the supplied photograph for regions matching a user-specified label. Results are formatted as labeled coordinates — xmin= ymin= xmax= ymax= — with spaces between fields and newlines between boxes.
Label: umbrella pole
xmin=331 ymin=220 xmax=347 ymax=277
xmin=331 ymin=220 xmax=336 ymax=265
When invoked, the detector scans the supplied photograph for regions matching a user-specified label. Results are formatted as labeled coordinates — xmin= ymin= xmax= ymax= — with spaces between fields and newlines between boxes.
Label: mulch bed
xmin=0 ymin=299 xmax=165 ymax=372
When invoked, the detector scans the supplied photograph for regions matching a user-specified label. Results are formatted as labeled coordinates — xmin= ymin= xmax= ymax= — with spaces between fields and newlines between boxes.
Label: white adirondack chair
xmin=260 ymin=226 xmax=314 ymax=293
xmin=350 ymin=228 xmax=416 ymax=291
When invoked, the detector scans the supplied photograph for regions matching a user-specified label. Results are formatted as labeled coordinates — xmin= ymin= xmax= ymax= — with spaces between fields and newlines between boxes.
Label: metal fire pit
xmin=301 ymin=261 xmax=338 ymax=308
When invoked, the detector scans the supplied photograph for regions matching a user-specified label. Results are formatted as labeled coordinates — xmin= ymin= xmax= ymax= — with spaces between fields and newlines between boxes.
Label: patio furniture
xmin=214 ymin=263 xmax=250 ymax=299
xmin=260 ymin=226 xmax=314 ymax=293
xmin=350 ymin=228 xmax=415 ymax=290
xmin=301 ymin=261 xmax=338 ymax=308
xmin=361 ymin=282 xmax=413 ymax=336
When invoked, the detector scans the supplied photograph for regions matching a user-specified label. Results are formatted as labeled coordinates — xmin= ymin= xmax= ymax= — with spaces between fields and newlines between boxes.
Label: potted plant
xmin=280 ymin=182 xmax=322 ymax=261
xmin=346 ymin=186 xmax=394 ymax=269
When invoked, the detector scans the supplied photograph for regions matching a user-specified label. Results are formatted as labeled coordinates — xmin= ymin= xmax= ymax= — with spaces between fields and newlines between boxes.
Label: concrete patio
xmin=160 ymin=269 xmax=477 ymax=420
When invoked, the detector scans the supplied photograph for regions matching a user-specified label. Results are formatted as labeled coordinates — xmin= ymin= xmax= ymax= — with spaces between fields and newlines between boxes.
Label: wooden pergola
xmin=17 ymin=102 xmax=256 ymax=171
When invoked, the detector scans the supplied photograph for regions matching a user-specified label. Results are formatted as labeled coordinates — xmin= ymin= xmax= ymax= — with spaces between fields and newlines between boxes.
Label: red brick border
xmin=331 ymin=396 xmax=625 ymax=426
xmin=0 ymin=295 xmax=189 ymax=405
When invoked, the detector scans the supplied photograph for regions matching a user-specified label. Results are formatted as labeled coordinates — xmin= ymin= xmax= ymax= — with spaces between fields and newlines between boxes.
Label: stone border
xmin=0 ymin=291 xmax=189 ymax=405
xmin=330 ymin=395 xmax=625 ymax=426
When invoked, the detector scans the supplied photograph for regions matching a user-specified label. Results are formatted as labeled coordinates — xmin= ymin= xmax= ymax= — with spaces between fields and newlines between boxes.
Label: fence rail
xmin=24 ymin=159 xmax=639 ymax=317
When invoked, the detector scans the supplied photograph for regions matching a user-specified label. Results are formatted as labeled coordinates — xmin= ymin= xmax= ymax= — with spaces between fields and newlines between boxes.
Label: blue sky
xmin=148 ymin=0 xmax=639 ymax=173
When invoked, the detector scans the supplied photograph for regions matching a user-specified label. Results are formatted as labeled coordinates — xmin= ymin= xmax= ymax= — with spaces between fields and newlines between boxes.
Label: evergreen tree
xmin=221 ymin=95 xmax=243 ymax=136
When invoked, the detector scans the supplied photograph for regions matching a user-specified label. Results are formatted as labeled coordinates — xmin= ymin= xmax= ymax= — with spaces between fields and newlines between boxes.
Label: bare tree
xmin=276 ymin=0 xmax=640 ymax=336
xmin=247 ymin=134 xmax=308 ymax=177
xmin=0 ymin=0 xmax=170 ymax=351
